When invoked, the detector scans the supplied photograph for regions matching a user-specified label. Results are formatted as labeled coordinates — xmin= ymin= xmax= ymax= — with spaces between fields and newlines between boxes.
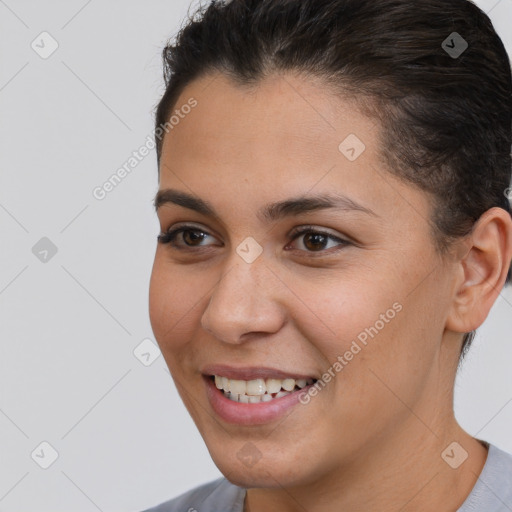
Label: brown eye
xmin=287 ymin=227 xmax=350 ymax=254
xmin=302 ymin=232 xmax=329 ymax=251
xmin=182 ymin=229 xmax=208 ymax=246
xmin=157 ymin=226 xmax=219 ymax=248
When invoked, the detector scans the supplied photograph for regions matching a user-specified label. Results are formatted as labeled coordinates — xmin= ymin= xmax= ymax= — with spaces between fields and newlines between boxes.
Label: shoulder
xmin=458 ymin=442 xmax=512 ymax=511
xmin=140 ymin=476 xmax=246 ymax=512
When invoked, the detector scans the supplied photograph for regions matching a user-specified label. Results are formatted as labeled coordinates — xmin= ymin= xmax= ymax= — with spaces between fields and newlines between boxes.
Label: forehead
xmin=161 ymin=72 xmax=373 ymax=166
xmin=158 ymin=71 xmax=432 ymax=232
xmin=160 ymin=72 xmax=376 ymax=191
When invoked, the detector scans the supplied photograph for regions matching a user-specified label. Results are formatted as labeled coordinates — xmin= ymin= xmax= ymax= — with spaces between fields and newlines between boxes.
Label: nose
xmin=200 ymin=254 xmax=286 ymax=344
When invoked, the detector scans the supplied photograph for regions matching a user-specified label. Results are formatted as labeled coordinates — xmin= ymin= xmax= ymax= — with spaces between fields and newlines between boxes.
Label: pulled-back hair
xmin=154 ymin=0 xmax=512 ymax=359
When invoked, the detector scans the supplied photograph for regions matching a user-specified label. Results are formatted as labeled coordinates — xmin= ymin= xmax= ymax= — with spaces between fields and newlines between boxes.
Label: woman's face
xmin=149 ymin=71 xmax=461 ymax=487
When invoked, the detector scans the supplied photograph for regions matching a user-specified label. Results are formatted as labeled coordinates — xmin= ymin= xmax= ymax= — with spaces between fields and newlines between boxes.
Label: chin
xmin=212 ymin=450 xmax=316 ymax=489
xmin=222 ymin=466 xmax=298 ymax=489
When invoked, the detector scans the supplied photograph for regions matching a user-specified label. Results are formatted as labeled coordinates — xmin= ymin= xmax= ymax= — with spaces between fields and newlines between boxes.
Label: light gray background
xmin=0 ymin=1 xmax=511 ymax=511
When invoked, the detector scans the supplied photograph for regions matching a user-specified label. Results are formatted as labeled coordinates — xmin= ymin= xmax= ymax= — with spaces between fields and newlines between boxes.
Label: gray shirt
xmin=141 ymin=443 xmax=512 ymax=511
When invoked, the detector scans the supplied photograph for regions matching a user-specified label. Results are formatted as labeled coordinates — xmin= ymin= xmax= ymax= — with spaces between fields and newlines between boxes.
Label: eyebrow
xmin=153 ymin=188 xmax=379 ymax=222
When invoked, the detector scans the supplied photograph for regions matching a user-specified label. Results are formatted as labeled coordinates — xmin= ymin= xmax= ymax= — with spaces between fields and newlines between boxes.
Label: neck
xmin=244 ymin=420 xmax=488 ymax=512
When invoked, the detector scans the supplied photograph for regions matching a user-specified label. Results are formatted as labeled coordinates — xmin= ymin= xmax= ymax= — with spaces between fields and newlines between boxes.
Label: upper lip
xmin=202 ymin=364 xmax=317 ymax=381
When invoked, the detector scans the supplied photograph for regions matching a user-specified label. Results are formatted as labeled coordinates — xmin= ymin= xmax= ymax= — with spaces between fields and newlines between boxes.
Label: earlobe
xmin=446 ymin=207 xmax=512 ymax=334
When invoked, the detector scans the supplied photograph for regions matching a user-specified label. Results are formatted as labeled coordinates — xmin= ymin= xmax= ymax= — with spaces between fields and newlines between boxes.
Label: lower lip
xmin=203 ymin=375 xmax=314 ymax=426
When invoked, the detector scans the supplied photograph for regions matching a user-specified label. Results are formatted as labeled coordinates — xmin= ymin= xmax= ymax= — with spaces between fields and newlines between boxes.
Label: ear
xmin=446 ymin=207 xmax=512 ymax=334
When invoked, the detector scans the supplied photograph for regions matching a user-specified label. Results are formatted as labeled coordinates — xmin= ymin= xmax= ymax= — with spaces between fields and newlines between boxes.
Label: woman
xmin=143 ymin=0 xmax=512 ymax=510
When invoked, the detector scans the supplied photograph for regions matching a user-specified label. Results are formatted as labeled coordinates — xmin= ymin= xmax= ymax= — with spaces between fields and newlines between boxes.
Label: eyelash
xmin=157 ymin=224 xmax=351 ymax=255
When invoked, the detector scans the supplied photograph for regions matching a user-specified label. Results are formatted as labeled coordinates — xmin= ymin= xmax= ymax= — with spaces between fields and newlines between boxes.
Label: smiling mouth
xmin=210 ymin=375 xmax=317 ymax=403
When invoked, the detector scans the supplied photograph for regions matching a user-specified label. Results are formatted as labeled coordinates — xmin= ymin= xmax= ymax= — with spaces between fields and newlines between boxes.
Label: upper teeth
xmin=214 ymin=376 xmax=312 ymax=395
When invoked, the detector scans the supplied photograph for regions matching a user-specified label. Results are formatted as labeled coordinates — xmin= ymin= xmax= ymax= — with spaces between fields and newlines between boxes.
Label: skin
xmin=149 ymin=71 xmax=512 ymax=512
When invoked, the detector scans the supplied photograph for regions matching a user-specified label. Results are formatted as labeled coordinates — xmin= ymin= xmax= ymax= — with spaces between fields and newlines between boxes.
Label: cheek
xmin=287 ymin=268 xmax=437 ymax=405
xmin=285 ymin=271 xmax=403 ymax=358
xmin=148 ymin=255 xmax=206 ymax=356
